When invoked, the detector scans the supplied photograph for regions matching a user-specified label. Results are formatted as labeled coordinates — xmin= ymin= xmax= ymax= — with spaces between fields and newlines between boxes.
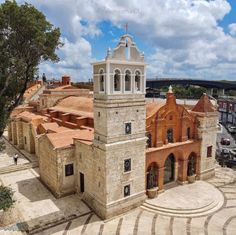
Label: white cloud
xmin=229 ymin=23 xmax=236 ymax=36
xmin=39 ymin=37 xmax=93 ymax=81
xmin=11 ymin=0 xmax=236 ymax=81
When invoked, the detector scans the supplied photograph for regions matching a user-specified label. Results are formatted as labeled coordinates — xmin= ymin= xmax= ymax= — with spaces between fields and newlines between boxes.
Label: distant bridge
xmin=146 ymin=79 xmax=236 ymax=91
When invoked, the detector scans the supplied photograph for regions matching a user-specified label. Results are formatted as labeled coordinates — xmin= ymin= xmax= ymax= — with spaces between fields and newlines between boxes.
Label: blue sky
xmin=219 ymin=0 xmax=236 ymax=30
xmin=1 ymin=0 xmax=236 ymax=81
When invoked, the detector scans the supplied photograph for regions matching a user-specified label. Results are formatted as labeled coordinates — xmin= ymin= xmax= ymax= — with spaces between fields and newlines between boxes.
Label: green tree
xmin=0 ymin=0 xmax=61 ymax=137
xmin=0 ymin=185 xmax=15 ymax=211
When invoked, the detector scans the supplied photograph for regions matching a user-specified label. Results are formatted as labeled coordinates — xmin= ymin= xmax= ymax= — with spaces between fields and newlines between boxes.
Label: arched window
xmin=187 ymin=127 xmax=191 ymax=139
xmin=135 ymin=71 xmax=141 ymax=91
xmin=167 ymin=128 xmax=174 ymax=143
xmin=114 ymin=69 xmax=121 ymax=92
xmin=125 ymin=70 xmax=131 ymax=91
xmin=147 ymin=133 xmax=152 ymax=148
xmin=99 ymin=69 xmax=105 ymax=92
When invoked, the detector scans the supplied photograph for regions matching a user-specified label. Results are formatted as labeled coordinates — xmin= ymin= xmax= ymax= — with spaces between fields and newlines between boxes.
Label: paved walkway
xmin=0 ymin=168 xmax=91 ymax=233
xmin=141 ymin=181 xmax=224 ymax=217
xmin=0 ymin=135 xmax=38 ymax=175
xmin=1 ymin=166 xmax=236 ymax=235
xmin=36 ymin=166 xmax=236 ymax=235
xmin=0 ymin=137 xmax=29 ymax=168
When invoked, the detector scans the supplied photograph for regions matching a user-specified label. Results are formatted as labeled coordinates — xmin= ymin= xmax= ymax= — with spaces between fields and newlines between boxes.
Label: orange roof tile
xmin=46 ymin=129 xmax=94 ymax=149
xmin=146 ymin=102 xmax=165 ymax=118
xmin=192 ymin=93 xmax=216 ymax=113
xmin=56 ymin=96 xmax=93 ymax=112
xmin=17 ymin=111 xmax=47 ymax=122
xmin=39 ymin=122 xmax=70 ymax=134
xmin=53 ymin=85 xmax=74 ymax=90
xmin=50 ymin=96 xmax=94 ymax=118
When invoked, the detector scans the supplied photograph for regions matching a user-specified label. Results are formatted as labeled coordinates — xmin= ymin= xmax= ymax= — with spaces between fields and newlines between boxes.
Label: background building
xmin=218 ymin=98 xmax=236 ymax=125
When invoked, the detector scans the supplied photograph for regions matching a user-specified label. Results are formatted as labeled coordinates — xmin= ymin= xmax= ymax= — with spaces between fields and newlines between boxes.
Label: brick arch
xmin=167 ymin=149 xmax=184 ymax=162
xmin=146 ymin=161 xmax=159 ymax=190
xmin=187 ymin=151 xmax=200 ymax=177
xmin=146 ymin=161 xmax=161 ymax=172
xmin=163 ymin=153 xmax=176 ymax=184
xmin=162 ymin=152 xmax=177 ymax=166
xmin=188 ymin=151 xmax=198 ymax=158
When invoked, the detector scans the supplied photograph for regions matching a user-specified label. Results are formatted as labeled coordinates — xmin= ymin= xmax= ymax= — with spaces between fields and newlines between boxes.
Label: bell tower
xmin=90 ymin=34 xmax=147 ymax=219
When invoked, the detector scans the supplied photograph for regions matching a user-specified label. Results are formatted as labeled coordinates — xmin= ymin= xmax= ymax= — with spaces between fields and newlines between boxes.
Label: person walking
xmin=13 ymin=153 xmax=19 ymax=165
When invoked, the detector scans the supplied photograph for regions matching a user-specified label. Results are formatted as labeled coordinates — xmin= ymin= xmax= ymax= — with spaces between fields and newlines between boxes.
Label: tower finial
xmin=168 ymin=85 xmax=173 ymax=93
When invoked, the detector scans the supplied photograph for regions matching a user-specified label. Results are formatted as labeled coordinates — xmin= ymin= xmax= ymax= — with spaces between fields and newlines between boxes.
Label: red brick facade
xmin=145 ymin=90 xmax=201 ymax=192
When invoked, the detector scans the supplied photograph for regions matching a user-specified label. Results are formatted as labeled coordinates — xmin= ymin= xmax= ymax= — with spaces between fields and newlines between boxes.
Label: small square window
xmin=65 ymin=164 xmax=74 ymax=176
xmin=125 ymin=123 xmax=132 ymax=135
xmin=124 ymin=184 xmax=130 ymax=197
xmin=207 ymin=146 xmax=212 ymax=158
xmin=124 ymin=159 xmax=131 ymax=172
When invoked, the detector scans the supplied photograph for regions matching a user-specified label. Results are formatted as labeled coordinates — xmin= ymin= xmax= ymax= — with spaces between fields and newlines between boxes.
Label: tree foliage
xmin=0 ymin=0 xmax=61 ymax=136
xmin=0 ymin=139 xmax=6 ymax=152
xmin=161 ymin=85 xmax=207 ymax=99
xmin=0 ymin=185 xmax=15 ymax=211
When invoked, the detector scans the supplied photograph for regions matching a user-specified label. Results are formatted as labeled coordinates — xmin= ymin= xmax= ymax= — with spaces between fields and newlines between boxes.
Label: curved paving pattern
xmin=35 ymin=166 xmax=236 ymax=235
xmin=141 ymin=181 xmax=224 ymax=217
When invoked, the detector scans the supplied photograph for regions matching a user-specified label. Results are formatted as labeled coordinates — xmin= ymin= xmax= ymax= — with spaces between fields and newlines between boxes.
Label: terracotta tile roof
xmin=39 ymin=122 xmax=70 ymax=134
xmin=46 ymin=129 xmax=94 ymax=149
xmin=10 ymin=106 xmax=34 ymax=118
xmin=56 ymin=96 xmax=93 ymax=112
xmin=51 ymin=96 xmax=94 ymax=118
xmin=146 ymin=102 xmax=165 ymax=118
xmin=49 ymin=107 xmax=94 ymax=118
xmin=53 ymin=85 xmax=75 ymax=90
xmin=17 ymin=111 xmax=47 ymax=122
xmin=192 ymin=93 xmax=216 ymax=113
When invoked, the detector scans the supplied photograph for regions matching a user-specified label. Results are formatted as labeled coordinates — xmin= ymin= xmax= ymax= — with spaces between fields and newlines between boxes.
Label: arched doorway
xmin=146 ymin=163 xmax=158 ymax=189
xmin=164 ymin=154 xmax=175 ymax=184
xmin=187 ymin=153 xmax=197 ymax=176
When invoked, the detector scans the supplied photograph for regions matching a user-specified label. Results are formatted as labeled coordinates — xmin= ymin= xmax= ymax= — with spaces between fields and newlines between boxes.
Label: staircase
xmin=0 ymin=231 xmax=25 ymax=235
xmin=141 ymin=197 xmax=223 ymax=217
xmin=30 ymin=84 xmax=45 ymax=101
xmin=0 ymin=162 xmax=38 ymax=175
xmin=0 ymin=222 xmax=28 ymax=235
xmin=24 ymin=84 xmax=46 ymax=103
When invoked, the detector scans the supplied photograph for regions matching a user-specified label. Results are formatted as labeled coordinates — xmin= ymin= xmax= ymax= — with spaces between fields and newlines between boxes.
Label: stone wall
xmin=197 ymin=113 xmax=218 ymax=179
xmin=76 ymin=138 xmax=147 ymax=219
xmin=57 ymin=148 xmax=76 ymax=196
xmin=75 ymin=142 xmax=105 ymax=203
xmin=38 ymin=135 xmax=59 ymax=196
xmin=8 ymin=124 xmax=12 ymax=141
xmin=22 ymin=122 xmax=35 ymax=153
xmin=93 ymin=98 xmax=146 ymax=144
xmin=11 ymin=122 xmax=17 ymax=145
xmin=16 ymin=121 xmax=23 ymax=149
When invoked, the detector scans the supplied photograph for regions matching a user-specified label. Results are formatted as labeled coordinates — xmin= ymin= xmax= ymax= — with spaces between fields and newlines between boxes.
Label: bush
xmin=0 ymin=186 xmax=15 ymax=211
xmin=0 ymin=140 xmax=6 ymax=152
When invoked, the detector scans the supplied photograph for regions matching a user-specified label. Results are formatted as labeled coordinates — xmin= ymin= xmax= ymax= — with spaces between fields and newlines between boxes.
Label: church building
xmin=8 ymin=33 xmax=218 ymax=219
